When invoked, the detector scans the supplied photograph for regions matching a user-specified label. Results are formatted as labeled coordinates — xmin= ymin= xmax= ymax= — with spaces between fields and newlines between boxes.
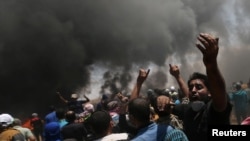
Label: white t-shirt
xmin=94 ymin=133 xmax=129 ymax=141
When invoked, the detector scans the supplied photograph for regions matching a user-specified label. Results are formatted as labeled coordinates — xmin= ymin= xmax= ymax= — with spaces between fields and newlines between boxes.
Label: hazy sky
xmin=0 ymin=0 xmax=249 ymax=117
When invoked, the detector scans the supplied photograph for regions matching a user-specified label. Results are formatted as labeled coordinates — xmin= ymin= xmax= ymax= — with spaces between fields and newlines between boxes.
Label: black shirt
xmin=172 ymin=100 xmax=232 ymax=141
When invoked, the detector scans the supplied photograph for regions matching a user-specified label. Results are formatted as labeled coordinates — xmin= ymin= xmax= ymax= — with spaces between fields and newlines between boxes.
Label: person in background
xmin=13 ymin=118 xmax=36 ymax=141
xmin=45 ymin=105 xmax=58 ymax=124
xmin=247 ymin=79 xmax=250 ymax=114
xmin=30 ymin=113 xmax=44 ymax=141
xmin=168 ymin=87 xmax=181 ymax=105
xmin=128 ymin=98 xmax=188 ymax=141
xmin=96 ymin=94 xmax=109 ymax=111
xmin=169 ymin=64 xmax=189 ymax=104
xmin=149 ymin=93 xmax=184 ymax=131
xmin=57 ymin=92 xmax=90 ymax=115
xmin=229 ymin=81 xmax=248 ymax=124
xmin=0 ymin=113 xmax=25 ymax=141
xmin=60 ymin=110 xmax=88 ymax=141
xmin=43 ymin=118 xmax=61 ymax=141
xmin=78 ymin=103 xmax=95 ymax=123
xmin=107 ymin=100 xmax=121 ymax=133
xmin=241 ymin=79 xmax=250 ymax=123
xmin=55 ymin=108 xmax=68 ymax=128
xmin=87 ymin=110 xmax=130 ymax=141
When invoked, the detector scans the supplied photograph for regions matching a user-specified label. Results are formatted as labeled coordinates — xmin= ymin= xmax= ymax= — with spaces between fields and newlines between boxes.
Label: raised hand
xmin=169 ymin=64 xmax=180 ymax=78
xmin=137 ymin=69 xmax=150 ymax=84
xmin=196 ymin=33 xmax=219 ymax=67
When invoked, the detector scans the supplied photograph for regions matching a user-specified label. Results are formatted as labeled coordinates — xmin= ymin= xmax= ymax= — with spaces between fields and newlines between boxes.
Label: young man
xmin=57 ymin=92 xmax=90 ymax=114
xmin=13 ymin=118 xmax=36 ymax=141
xmin=169 ymin=33 xmax=232 ymax=141
xmin=128 ymin=98 xmax=188 ymax=141
xmin=61 ymin=110 xmax=89 ymax=141
xmin=87 ymin=110 xmax=129 ymax=141
xmin=0 ymin=113 xmax=25 ymax=141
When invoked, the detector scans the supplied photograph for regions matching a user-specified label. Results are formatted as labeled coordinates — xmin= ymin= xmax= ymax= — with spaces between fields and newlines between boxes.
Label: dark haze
xmin=0 ymin=0 xmax=249 ymax=118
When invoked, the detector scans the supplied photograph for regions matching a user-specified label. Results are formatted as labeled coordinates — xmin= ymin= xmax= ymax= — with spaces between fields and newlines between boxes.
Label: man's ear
xmin=128 ymin=114 xmax=133 ymax=119
xmin=128 ymin=114 xmax=135 ymax=122
xmin=110 ymin=120 xmax=114 ymax=128
xmin=208 ymin=91 xmax=211 ymax=97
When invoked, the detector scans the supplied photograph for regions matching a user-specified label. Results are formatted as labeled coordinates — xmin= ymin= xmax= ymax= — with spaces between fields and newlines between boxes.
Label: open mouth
xmin=191 ymin=95 xmax=199 ymax=101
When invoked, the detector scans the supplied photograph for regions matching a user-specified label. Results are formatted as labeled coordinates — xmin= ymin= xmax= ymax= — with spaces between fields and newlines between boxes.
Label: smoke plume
xmin=0 ymin=0 xmax=249 ymax=118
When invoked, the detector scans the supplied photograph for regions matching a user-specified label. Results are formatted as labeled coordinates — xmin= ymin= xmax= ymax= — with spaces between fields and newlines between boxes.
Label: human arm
xmin=83 ymin=94 xmax=90 ymax=103
xmin=56 ymin=91 xmax=68 ymax=104
xmin=117 ymin=92 xmax=129 ymax=103
xmin=196 ymin=33 xmax=227 ymax=112
xmin=130 ymin=69 xmax=150 ymax=100
xmin=169 ymin=64 xmax=189 ymax=99
xmin=27 ymin=129 xmax=36 ymax=141
xmin=117 ymin=94 xmax=137 ymax=135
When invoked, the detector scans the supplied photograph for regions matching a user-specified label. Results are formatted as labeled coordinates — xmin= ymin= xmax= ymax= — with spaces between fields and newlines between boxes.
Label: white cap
xmin=0 ymin=113 xmax=14 ymax=127
xmin=71 ymin=94 xmax=78 ymax=99
xmin=32 ymin=113 xmax=38 ymax=117
xmin=170 ymin=86 xmax=175 ymax=91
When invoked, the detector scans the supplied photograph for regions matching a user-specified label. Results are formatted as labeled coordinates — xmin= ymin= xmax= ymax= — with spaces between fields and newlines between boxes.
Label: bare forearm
xmin=175 ymin=75 xmax=189 ymax=98
xmin=130 ymin=83 xmax=143 ymax=100
xmin=206 ymin=63 xmax=227 ymax=111
xmin=130 ymin=69 xmax=149 ymax=100
xmin=84 ymin=95 xmax=90 ymax=102
xmin=58 ymin=95 xmax=68 ymax=104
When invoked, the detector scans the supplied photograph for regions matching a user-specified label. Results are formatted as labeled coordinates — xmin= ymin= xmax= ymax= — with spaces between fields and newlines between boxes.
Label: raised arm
xmin=130 ymin=69 xmax=150 ymax=101
xmin=169 ymin=64 xmax=189 ymax=98
xmin=56 ymin=91 xmax=68 ymax=104
xmin=196 ymin=33 xmax=227 ymax=112
xmin=83 ymin=94 xmax=90 ymax=103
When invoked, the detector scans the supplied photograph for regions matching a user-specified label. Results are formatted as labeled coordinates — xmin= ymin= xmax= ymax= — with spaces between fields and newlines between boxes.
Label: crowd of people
xmin=0 ymin=32 xmax=249 ymax=141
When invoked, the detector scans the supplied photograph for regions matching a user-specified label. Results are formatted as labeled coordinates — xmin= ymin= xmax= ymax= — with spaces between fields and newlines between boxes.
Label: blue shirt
xmin=44 ymin=122 xmax=61 ymax=141
xmin=131 ymin=122 xmax=188 ymax=141
xmin=231 ymin=89 xmax=248 ymax=110
xmin=58 ymin=119 xmax=68 ymax=128
xmin=45 ymin=111 xmax=58 ymax=124
xmin=131 ymin=122 xmax=158 ymax=141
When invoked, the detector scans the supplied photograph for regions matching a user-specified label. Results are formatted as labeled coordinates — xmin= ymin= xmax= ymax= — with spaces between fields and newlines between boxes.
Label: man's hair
xmin=235 ymin=82 xmax=242 ymax=90
xmin=65 ymin=110 xmax=76 ymax=123
xmin=128 ymin=98 xmax=150 ymax=122
xmin=88 ymin=110 xmax=111 ymax=135
xmin=13 ymin=118 xmax=22 ymax=126
xmin=187 ymin=72 xmax=210 ymax=90
xmin=56 ymin=108 xmax=66 ymax=119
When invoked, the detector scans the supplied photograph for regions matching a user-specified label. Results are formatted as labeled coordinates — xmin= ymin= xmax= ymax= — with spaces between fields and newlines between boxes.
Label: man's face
xmin=188 ymin=79 xmax=210 ymax=102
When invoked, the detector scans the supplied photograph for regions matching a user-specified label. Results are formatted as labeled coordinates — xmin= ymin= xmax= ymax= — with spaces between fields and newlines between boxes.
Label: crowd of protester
xmin=0 ymin=33 xmax=250 ymax=141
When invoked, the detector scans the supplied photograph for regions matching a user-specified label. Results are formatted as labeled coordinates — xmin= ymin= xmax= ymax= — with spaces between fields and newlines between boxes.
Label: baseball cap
xmin=32 ymin=113 xmax=38 ymax=117
xmin=71 ymin=94 xmax=78 ymax=99
xmin=170 ymin=86 xmax=175 ymax=91
xmin=0 ymin=113 xmax=14 ymax=127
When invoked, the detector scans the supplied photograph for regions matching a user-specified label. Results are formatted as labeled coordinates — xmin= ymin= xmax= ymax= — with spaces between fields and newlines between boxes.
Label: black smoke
xmin=0 ymin=0 xmax=249 ymax=118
